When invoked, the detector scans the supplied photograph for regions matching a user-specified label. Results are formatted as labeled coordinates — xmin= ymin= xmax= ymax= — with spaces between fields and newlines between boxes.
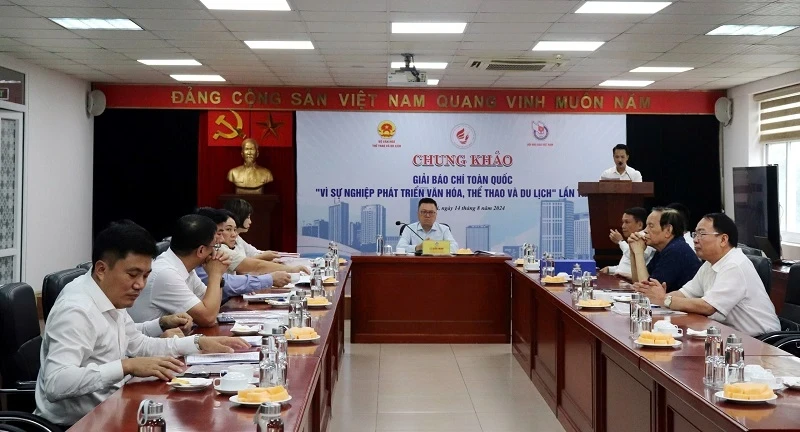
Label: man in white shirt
xmin=600 ymin=207 xmax=655 ymax=279
xmin=224 ymin=198 xmax=281 ymax=261
xmin=35 ymin=221 xmax=248 ymax=426
xmin=633 ymin=213 xmax=780 ymax=336
xmin=600 ymin=144 xmax=642 ymax=182
xmin=128 ymin=214 xmax=229 ymax=327
xmin=397 ymin=198 xmax=459 ymax=254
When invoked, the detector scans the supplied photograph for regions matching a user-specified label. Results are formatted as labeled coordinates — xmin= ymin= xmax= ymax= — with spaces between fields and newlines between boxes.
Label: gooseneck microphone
xmin=396 ymin=221 xmax=426 ymax=242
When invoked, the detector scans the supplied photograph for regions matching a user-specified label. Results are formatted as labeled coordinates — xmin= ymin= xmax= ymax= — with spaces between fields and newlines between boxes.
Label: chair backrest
xmin=0 ymin=283 xmax=39 ymax=368
xmin=782 ymin=263 xmax=800 ymax=326
xmin=738 ymin=243 xmax=764 ymax=257
xmin=0 ymin=412 xmax=63 ymax=432
xmin=156 ymin=240 xmax=170 ymax=255
xmin=746 ymin=255 xmax=772 ymax=295
xmin=41 ymin=268 xmax=87 ymax=322
xmin=76 ymin=261 xmax=92 ymax=270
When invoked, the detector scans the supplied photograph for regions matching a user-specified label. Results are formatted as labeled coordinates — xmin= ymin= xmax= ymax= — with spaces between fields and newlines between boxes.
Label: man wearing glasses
xmin=633 ymin=213 xmax=779 ymax=336
xmin=397 ymin=198 xmax=459 ymax=254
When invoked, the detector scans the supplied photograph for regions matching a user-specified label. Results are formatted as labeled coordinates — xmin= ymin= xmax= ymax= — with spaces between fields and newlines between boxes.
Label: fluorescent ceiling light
xmin=390 ymin=62 xmax=448 ymax=69
xmin=50 ymin=18 xmax=141 ymax=30
xmin=707 ymin=25 xmax=797 ymax=36
xmin=200 ymin=0 xmax=290 ymax=10
xmin=245 ymin=40 xmax=314 ymax=49
xmin=630 ymin=66 xmax=693 ymax=73
xmin=599 ymin=80 xmax=653 ymax=87
xmin=427 ymin=79 xmax=440 ymax=85
xmin=170 ymin=74 xmax=225 ymax=82
xmin=391 ymin=22 xmax=467 ymax=34
xmin=532 ymin=41 xmax=604 ymax=51
xmin=575 ymin=1 xmax=671 ymax=14
xmin=138 ymin=59 xmax=201 ymax=66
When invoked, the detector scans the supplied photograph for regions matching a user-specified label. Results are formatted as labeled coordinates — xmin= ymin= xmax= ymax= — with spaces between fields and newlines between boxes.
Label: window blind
xmin=757 ymin=84 xmax=800 ymax=143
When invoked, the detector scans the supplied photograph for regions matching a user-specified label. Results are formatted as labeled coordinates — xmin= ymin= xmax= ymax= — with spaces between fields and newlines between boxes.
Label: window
xmin=766 ymin=141 xmax=800 ymax=243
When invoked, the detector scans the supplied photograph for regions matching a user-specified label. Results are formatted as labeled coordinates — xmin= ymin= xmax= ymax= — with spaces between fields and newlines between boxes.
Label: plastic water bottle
xmin=376 ymin=234 xmax=384 ymax=255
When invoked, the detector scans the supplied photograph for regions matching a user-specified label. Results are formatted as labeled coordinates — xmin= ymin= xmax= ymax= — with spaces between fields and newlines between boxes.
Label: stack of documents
xmin=185 ymin=351 xmax=259 ymax=365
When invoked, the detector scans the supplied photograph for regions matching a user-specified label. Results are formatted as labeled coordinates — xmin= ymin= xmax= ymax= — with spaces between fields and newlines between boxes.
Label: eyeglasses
xmin=691 ymin=232 xmax=720 ymax=239
xmin=419 ymin=210 xmax=437 ymax=216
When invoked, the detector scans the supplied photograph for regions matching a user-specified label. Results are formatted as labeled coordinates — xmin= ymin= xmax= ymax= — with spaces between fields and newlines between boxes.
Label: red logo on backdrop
xmin=450 ymin=124 xmax=476 ymax=149
xmin=207 ymin=111 xmax=292 ymax=147
xmin=532 ymin=121 xmax=549 ymax=140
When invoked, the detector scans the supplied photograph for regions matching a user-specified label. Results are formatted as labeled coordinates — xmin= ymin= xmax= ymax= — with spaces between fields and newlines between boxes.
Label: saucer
xmin=229 ymin=394 xmax=292 ymax=406
xmin=230 ymin=328 xmax=261 ymax=336
xmin=634 ymin=340 xmax=682 ymax=348
xmin=715 ymin=391 xmax=777 ymax=404
xmin=287 ymin=335 xmax=321 ymax=343
xmin=307 ymin=301 xmax=332 ymax=308
xmin=214 ymin=384 xmax=255 ymax=395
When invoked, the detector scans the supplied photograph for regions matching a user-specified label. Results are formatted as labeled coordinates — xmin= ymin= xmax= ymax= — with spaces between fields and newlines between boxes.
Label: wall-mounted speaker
xmin=86 ymin=89 xmax=106 ymax=117
xmin=714 ymin=96 xmax=732 ymax=126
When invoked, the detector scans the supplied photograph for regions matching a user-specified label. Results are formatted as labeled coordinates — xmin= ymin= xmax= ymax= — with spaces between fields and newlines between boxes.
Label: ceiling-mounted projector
xmin=388 ymin=52 xmax=428 ymax=86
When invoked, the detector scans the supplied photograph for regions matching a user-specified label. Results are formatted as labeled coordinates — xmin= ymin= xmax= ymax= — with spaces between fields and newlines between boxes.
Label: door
xmin=0 ymin=110 xmax=23 ymax=284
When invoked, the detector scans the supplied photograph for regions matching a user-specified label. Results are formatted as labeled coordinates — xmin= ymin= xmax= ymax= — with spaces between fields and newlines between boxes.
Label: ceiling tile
xmin=460 ymin=41 xmax=533 ymax=51
xmin=0 ymin=29 xmax=80 ymax=38
xmin=473 ymin=13 xmax=563 ymax=23
xmin=479 ymin=1 xmax=579 ymax=14
xmin=222 ymin=20 xmax=306 ymax=32
xmin=750 ymin=3 xmax=800 ymax=15
xmin=170 ymin=40 xmax=245 ymax=49
xmin=548 ymin=23 xmax=634 ymax=34
xmin=315 ymin=32 xmax=388 ymax=41
xmin=151 ymin=31 xmax=236 ymax=41
xmin=0 ymin=17 xmax=63 ymax=30
xmin=292 ymin=0 xmax=388 ymax=12
xmin=307 ymin=22 xmax=386 ymax=33
xmin=597 ymin=41 xmax=678 ymax=53
xmin=299 ymin=11 xmax=385 ymax=21
xmin=209 ymin=10 xmax=301 ymax=21
xmin=0 ymin=5 xmax=40 ymax=17
xmin=71 ymin=30 xmax=161 ymax=40
xmin=390 ymin=12 xmax=475 ymax=22
xmin=468 ymin=23 xmax=551 ymax=34
xmin=119 ymin=8 xmax=215 ymax=20
xmin=91 ymin=39 xmax=174 ymax=49
xmin=643 ymin=14 xmax=741 ymax=25
xmin=103 ymin=0 xmax=203 ymax=8
xmin=669 ymin=42 xmax=750 ymax=54
xmin=723 ymin=15 xmax=800 ymax=25
xmin=10 ymin=0 xmax=109 ymax=6
xmin=612 ymin=33 xmax=696 ymax=43
xmin=15 ymin=38 xmax=100 ymax=48
xmin=134 ymin=19 xmax=227 ymax=32
xmin=660 ymin=2 xmax=765 ymax=15
xmin=389 ymin=0 xmax=482 ymax=12
xmin=626 ymin=23 xmax=718 ymax=35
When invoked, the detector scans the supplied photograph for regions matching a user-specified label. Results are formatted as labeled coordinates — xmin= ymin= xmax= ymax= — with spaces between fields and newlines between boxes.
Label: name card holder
xmin=422 ymin=240 xmax=451 ymax=256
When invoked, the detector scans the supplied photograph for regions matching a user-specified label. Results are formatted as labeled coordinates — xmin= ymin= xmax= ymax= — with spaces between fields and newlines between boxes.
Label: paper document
xmin=185 ymin=351 xmax=259 ymax=365
xmin=243 ymin=292 xmax=291 ymax=300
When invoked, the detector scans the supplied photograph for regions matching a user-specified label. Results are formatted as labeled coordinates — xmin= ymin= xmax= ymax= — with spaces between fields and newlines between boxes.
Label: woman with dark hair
xmin=223 ymin=198 xmax=280 ymax=261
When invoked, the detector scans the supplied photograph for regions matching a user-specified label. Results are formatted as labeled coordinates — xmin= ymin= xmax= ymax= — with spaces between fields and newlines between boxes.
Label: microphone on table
xmin=396 ymin=221 xmax=426 ymax=256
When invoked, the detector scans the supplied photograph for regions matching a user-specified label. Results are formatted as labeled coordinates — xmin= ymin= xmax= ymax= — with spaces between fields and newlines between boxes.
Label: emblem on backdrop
xmin=532 ymin=121 xmax=549 ymax=140
xmin=378 ymin=120 xmax=396 ymax=138
xmin=450 ymin=123 xmax=476 ymax=149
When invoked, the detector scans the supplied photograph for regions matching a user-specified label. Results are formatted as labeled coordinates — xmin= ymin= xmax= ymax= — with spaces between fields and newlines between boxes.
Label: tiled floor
xmin=329 ymin=321 xmax=565 ymax=432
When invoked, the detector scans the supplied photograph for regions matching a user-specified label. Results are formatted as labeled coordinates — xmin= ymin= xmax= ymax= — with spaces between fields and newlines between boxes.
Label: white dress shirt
xmin=127 ymin=249 xmax=206 ymax=323
xmin=220 ymin=243 xmax=246 ymax=273
xmin=236 ymin=235 xmax=263 ymax=258
xmin=600 ymin=165 xmax=642 ymax=182
xmin=396 ymin=222 xmax=459 ymax=254
xmin=678 ymin=247 xmax=780 ymax=336
xmin=35 ymin=273 xmax=198 ymax=425
xmin=683 ymin=231 xmax=695 ymax=252
xmin=608 ymin=240 xmax=655 ymax=276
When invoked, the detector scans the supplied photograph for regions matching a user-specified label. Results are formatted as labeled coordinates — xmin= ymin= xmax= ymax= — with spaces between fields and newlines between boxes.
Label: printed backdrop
xmin=296 ymin=112 xmax=626 ymax=259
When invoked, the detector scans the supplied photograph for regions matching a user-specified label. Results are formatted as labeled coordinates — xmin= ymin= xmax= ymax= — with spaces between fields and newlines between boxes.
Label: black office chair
xmin=0 ymin=412 xmax=62 ymax=432
xmin=757 ymin=263 xmax=800 ymax=344
xmin=746 ymin=254 xmax=772 ymax=295
xmin=41 ymin=268 xmax=87 ymax=322
xmin=0 ymin=283 xmax=41 ymax=413
xmin=75 ymin=261 xmax=91 ymax=270
xmin=155 ymin=240 xmax=170 ymax=255
xmin=738 ymin=243 xmax=764 ymax=257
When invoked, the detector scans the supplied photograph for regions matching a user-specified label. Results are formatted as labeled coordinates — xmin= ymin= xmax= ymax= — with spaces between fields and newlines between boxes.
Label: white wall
xmin=724 ymin=69 xmax=800 ymax=259
xmin=0 ymin=53 xmax=94 ymax=291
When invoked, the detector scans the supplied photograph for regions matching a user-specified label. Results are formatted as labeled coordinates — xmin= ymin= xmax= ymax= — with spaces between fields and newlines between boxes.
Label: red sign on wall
xmin=207 ymin=110 xmax=292 ymax=147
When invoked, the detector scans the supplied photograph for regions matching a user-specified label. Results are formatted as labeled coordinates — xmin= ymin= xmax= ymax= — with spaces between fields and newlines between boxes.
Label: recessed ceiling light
xmin=599 ymin=80 xmax=654 ymax=87
xmin=391 ymin=22 xmax=467 ymax=34
xmin=244 ymin=40 xmax=314 ymax=49
xmin=170 ymin=74 xmax=225 ymax=82
xmin=532 ymin=41 xmax=604 ymax=51
xmin=138 ymin=59 xmax=202 ymax=66
xmin=427 ymin=79 xmax=440 ymax=85
xmin=575 ymin=1 xmax=671 ymax=14
xmin=390 ymin=62 xmax=448 ymax=69
xmin=707 ymin=25 xmax=797 ymax=36
xmin=50 ymin=18 xmax=141 ymax=30
xmin=199 ymin=0 xmax=290 ymax=10
xmin=630 ymin=66 xmax=693 ymax=73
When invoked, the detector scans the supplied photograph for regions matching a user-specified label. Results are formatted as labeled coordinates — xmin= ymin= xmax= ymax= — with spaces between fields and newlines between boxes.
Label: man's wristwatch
xmin=664 ymin=295 xmax=673 ymax=309
xmin=194 ymin=334 xmax=202 ymax=351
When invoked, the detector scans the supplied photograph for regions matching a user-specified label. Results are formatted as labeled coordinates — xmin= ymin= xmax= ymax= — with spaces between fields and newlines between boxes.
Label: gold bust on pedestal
xmin=227 ymin=138 xmax=273 ymax=194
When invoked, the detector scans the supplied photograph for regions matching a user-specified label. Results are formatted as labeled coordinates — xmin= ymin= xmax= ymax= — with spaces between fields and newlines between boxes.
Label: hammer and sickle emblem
xmin=213 ymin=110 xmax=244 ymax=140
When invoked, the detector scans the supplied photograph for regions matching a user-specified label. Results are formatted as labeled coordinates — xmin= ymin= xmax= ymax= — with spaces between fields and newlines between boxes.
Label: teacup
xmin=289 ymin=273 xmax=301 ymax=284
xmin=396 ymin=247 xmax=406 ymax=255
xmin=262 ymin=319 xmax=282 ymax=334
xmin=653 ymin=321 xmax=683 ymax=336
xmin=213 ymin=372 xmax=250 ymax=391
xmin=224 ymin=364 xmax=255 ymax=378
xmin=557 ymin=272 xmax=569 ymax=279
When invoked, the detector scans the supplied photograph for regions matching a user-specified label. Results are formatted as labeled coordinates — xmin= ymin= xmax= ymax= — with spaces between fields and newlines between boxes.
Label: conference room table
xmin=510 ymin=264 xmax=800 ymax=432
xmin=67 ymin=264 xmax=348 ymax=432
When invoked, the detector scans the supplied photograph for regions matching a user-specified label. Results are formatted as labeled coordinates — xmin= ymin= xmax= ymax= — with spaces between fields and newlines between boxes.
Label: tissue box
xmin=554 ymin=259 xmax=596 ymax=276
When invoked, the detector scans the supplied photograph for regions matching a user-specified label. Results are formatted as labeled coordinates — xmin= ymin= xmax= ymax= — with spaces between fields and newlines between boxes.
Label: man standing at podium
xmin=397 ymin=198 xmax=458 ymax=254
xmin=600 ymin=144 xmax=642 ymax=182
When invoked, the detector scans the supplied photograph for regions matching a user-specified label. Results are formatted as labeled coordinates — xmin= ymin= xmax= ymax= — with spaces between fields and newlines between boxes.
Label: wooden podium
xmin=218 ymin=194 xmax=278 ymax=251
xmin=577 ymin=181 xmax=654 ymax=266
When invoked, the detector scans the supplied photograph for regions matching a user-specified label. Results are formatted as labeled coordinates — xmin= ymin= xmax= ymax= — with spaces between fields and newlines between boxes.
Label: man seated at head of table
xmin=196 ymin=207 xmax=309 ymax=276
xmin=633 ymin=213 xmax=780 ymax=336
xmin=397 ymin=198 xmax=459 ymax=254
xmin=600 ymin=207 xmax=655 ymax=279
xmin=224 ymin=198 xmax=281 ymax=261
xmin=128 ymin=214 xmax=230 ymax=327
xmin=35 ymin=221 xmax=249 ymax=427
xmin=629 ymin=207 xmax=701 ymax=292
xmin=193 ymin=207 xmax=291 ymax=302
